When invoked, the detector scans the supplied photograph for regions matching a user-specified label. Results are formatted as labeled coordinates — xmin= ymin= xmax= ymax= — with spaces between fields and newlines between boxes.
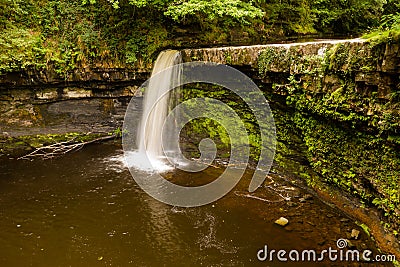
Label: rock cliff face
xmin=185 ymin=39 xmax=400 ymax=253
xmin=183 ymin=38 xmax=399 ymax=101
xmin=4 ymin=38 xmax=398 ymax=136
xmin=0 ymin=68 xmax=150 ymax=135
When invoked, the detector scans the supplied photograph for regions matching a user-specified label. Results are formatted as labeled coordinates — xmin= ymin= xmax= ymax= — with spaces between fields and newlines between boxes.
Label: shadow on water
xmin=0 ymin=143 xmax=391 ymax=266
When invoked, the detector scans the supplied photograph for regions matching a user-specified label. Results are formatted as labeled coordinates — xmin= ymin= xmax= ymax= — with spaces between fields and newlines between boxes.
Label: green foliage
xmin=0 ymin=0 xmax=266 ymax=74
xmin=85 ymin=0 xmax=264 ymax=24
xmin=311 ymin=0 xmax=386 ymax=34
xmin=125 ymin=38 xmax=140 ymax=65
xmin=380 ymin=13 xmax=400 ymax=30
xmin=358 ymin=223 xmax=371 ymax=237
xmin=165 ymin=0 xmax=264 ymax=24
xmin=83 ymin=0 xmax=120 ymax=8
xmin=110 ymin=127 xmax=128 ymax=137
xmin=0 ymin=132 xmax=105 ymax=157
xmin=125 ymin=26 xmax=169 ymax=65
xmin=0 ymin=26 xmax=46 ymax=73
xmin=258 ymin=0 xmax=316 ymax=35
xmin=1 ymin=0 xmax=400 ymax=75
xmin=258 ymin=40 xmax=400 ymax=228
xmin=259 ymin=42 xmax=398 ymax=132
xmin=288 ymin=108 xmax=400 ymax=226
xmin=180 ymin=85 xmax=262 ymax=161
xmin=362 ymin=6 xmax=400 ymax=45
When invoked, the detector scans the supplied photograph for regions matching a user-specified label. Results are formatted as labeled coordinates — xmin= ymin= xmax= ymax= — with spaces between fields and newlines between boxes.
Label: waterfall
xmin=134 ymin=50 xmax=182 ymax=171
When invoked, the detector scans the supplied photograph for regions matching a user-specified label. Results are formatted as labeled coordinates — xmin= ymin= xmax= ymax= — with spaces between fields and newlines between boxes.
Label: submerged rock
xmin=345 ymin=239 xmax=356 ymax=249
xmin=275 ymin=217 xmax=289 ymax=226
xmin=286 ymin=201 xmax=298 ymax=207
xmin=303 ymin=194 xmax=313 ymax=200
xmin=351 ymin=229 xmax=360 ymax=240
xmin=340 ymin=218 xmax=350 ymax=223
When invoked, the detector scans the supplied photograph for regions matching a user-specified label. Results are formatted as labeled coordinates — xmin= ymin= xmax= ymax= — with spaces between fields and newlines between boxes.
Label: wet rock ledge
xmin=0 ymin=68 xmax=150 ymax=135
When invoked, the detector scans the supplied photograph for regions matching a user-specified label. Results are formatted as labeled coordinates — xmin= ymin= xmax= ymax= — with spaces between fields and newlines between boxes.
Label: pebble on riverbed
xmin=303 ymin=194 xmax=313 ymax=200
xmin=299 ymin=194 xmax=313 ymax=203
xmin=351 ymin=229 xmax=360 ymax=240
xmin=275 ymin=217 xmax=289 ymax=226
xmin=286 ymin=201 xmax=298 ymax=207
xmin=340 ymin=218 xmax=350 ymax=223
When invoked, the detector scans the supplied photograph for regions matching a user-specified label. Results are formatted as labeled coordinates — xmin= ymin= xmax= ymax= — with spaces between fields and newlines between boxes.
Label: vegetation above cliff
xmin=0 ymin=0 xmax=399 ymax=75
xmin=363 ymin=10 xmax=400 ymax=43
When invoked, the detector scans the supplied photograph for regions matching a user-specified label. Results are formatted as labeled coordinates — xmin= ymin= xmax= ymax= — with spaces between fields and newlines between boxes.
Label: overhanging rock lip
xmin=181 ymin=38 xmax=366 ymax=67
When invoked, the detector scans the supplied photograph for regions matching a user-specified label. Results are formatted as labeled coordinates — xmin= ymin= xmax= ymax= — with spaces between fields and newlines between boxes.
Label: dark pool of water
xmin=0 ymin=143 xmax=390 ymax=266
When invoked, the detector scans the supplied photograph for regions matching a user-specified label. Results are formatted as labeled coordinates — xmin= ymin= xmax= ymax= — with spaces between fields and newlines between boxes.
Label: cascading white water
xmin=123 ymin=49 xmax=277 ymax=206
xmin=133 ymin=50 xmax=182 ymax=171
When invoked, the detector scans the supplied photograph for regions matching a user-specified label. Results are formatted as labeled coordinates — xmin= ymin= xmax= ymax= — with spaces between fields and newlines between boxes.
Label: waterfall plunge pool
xmin=0 ymin=142 xmax=388 ymax=266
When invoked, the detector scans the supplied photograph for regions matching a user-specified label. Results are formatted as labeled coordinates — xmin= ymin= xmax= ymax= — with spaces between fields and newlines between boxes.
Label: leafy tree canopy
xmin=311 ymin=0 xmax=388 ymax=33
xmin=83 ymin=0 xmax=264 ymax=24
xmin=1 ymin=0 xmax=399 ymax=74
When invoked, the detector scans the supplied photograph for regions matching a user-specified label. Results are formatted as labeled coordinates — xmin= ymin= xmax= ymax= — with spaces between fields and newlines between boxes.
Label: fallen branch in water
xmin=234 ymin=179 xmax=292 ymax=203
xmin=234 ymin=191 xmax=287 ymax=203
xmin=18 ymin=135 xmax=116 ymax=160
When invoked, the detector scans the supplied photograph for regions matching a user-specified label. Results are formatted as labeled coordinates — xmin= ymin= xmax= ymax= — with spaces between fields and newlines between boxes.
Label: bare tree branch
xmin=18 ymin=135 xmax=116 ymax=160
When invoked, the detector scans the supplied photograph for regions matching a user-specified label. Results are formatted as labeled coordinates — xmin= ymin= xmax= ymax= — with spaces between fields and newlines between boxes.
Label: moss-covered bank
xmin=181 ymin=38 xmax=400 ymax=253
xmin=0 ymin=132 xmax=111 ymax=159
xmin=256 ymin=39 xmax=400 ymax=233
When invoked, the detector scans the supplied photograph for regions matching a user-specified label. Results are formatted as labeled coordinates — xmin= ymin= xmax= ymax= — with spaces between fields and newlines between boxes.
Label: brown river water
xmin=0 ymin=143 xmax=392 ymax=266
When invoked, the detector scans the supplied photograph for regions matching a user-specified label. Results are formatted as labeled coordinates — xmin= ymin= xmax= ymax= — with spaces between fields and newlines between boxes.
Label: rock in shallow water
xmin=303 ymin=194 xmax=313 ymax=200
xmin=351 ymin=229 xmax=360 ymax=240
xmin=275 ymin=217 xmax=289 ymax=226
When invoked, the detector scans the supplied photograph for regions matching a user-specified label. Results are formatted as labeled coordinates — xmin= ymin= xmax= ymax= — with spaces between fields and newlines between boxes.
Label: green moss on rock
xmin=0 ymin=132 xmax=106 ymax=159
xmin=257 ymin=39 xmax=400 ymax=231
